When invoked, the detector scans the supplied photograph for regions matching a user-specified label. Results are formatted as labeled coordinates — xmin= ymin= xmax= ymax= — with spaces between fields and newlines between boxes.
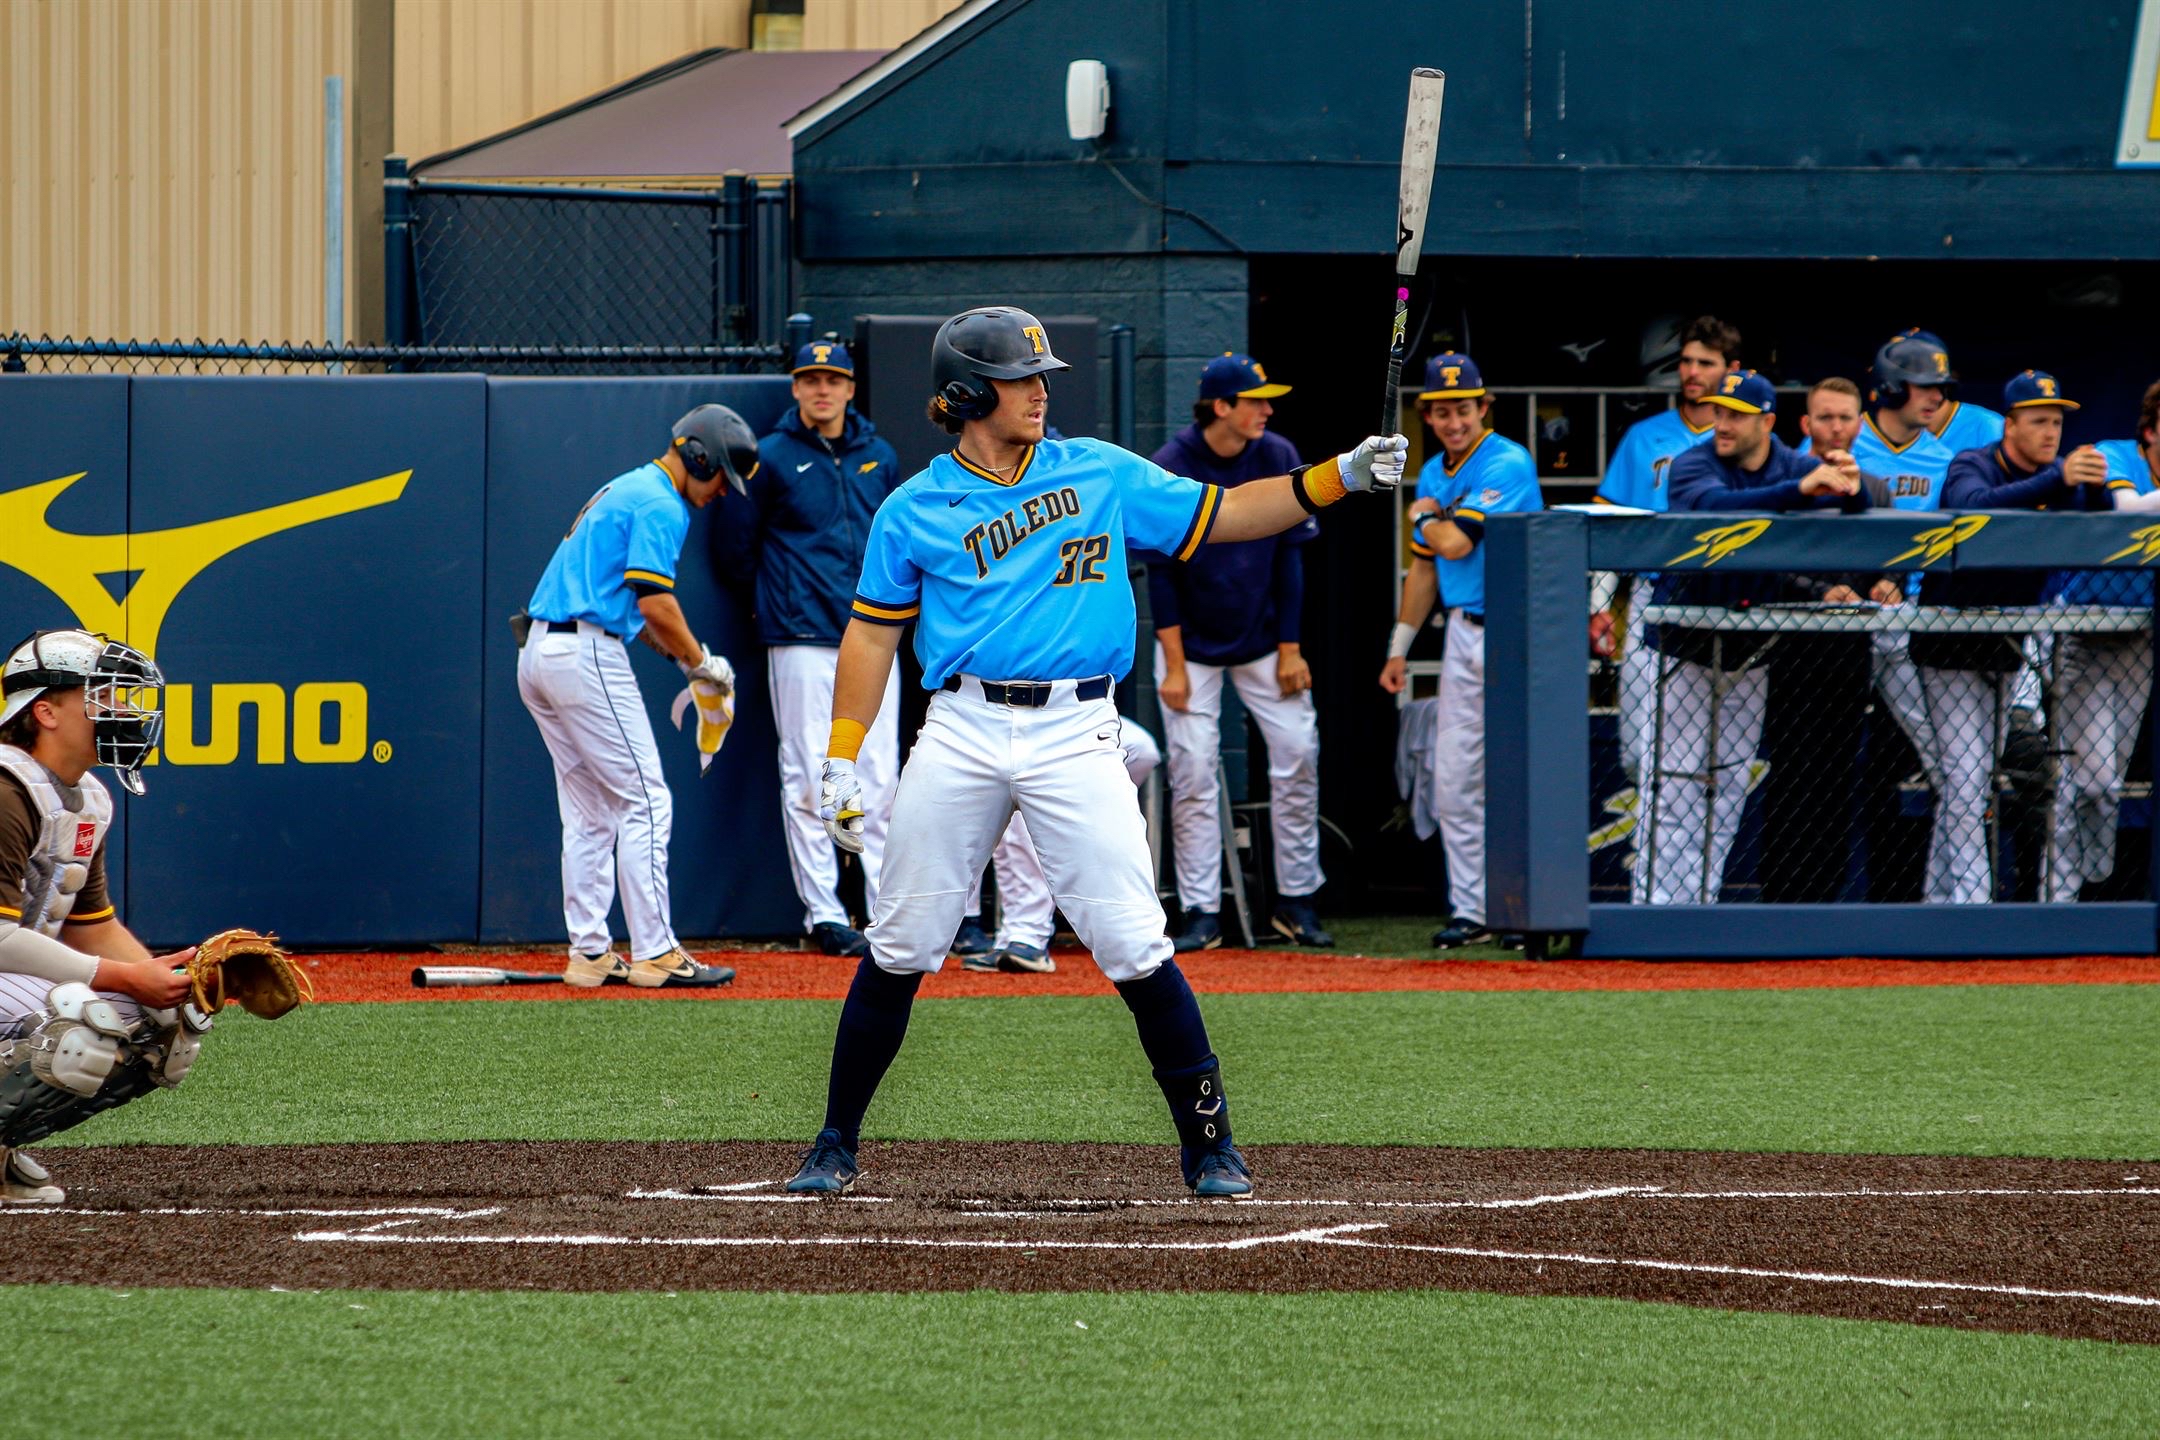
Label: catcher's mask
xmin=0 ymin=629 xmax=165 ymax=796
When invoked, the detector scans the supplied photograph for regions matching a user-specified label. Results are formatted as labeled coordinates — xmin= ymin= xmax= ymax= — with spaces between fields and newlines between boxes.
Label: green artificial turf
xmin=1322 ymin=912 xmax=1520 ymax=959
xmin=64 ymin=983 xmax=2160 ymax=1158
xmin=5 ymin=1285 xmax=2154 ymax=1439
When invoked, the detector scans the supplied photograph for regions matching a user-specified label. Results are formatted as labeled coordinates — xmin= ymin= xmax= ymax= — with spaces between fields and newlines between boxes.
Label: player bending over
xmin=785 ymin=306 xmax=1404 ymax=1198
xmin=0 ymin=630 xmax=204 ymax=1204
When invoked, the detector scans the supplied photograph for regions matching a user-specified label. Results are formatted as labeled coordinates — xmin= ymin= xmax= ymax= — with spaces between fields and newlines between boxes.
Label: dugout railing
xmin=1486 ymin=509 xmax=2160 ymax=958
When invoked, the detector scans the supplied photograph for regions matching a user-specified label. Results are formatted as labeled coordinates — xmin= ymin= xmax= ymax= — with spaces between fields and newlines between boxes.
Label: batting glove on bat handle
xmin=819 ymin=758 xmax=867 ymax=855
xmin=1339 ymin=434 xmax=1410 ymax=494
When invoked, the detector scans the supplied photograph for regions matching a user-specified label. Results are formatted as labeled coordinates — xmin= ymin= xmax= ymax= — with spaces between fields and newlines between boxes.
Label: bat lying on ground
xmin=411 ymin=966 xmax=563 ymax=988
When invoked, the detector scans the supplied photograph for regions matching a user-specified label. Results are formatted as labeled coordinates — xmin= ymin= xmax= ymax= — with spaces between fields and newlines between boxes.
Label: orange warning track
xmin=295 ymin=949 xmax=2160 ymax=1004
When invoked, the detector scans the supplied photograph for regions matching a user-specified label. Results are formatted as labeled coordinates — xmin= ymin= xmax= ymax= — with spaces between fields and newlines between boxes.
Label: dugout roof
xmin=415 ymin=48 xmax=887 ymax=182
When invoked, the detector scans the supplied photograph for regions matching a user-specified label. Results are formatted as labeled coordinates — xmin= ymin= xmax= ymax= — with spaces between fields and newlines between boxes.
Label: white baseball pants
xmin=517 ymin=625 xmax=680 ymax=961
xmin=1918 ymin=666 xmax=2016 ymax=904
xmin=1429 ymin=613 xmax=1488 ymax=924
xmin=2048 ymin=635 xmax=2154 ymax=901
xmin=0 ymin=978 xmax=142 ymax=1040
xmin=1153 ymin=645 xmax=1323 ymax=914
xmin=768 ymin=644 xmax=899 ymax=931
xmin=971 ymin=728 xmax=1162 ymax=949
xmin=869 ymin=680 xmax=1170 ymax=983
xmin=1616 ymin=641 xmax=1655 ymax=784
xmin=1637 ymin=654 xmax=1766 ymax=905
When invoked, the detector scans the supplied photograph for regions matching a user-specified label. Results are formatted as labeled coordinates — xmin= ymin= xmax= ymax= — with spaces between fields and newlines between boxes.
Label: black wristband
xmin=1288 ymin=464 xmax=1323 ymax=515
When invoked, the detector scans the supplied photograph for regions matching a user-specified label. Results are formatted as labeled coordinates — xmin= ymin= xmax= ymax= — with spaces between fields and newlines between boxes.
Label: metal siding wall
xmin=390 ymin=0 xmax=755 ymax=166
xmin=802 ymin=0 xmax=964 ymax=51
xmin=1 ymin=0 xmax=355 ymax=341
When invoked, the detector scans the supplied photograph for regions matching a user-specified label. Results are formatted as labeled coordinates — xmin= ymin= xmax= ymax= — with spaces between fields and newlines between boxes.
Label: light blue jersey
xmin=1595 ymin=407 xmax=1715 ymax=511
xmin=1409 ymin=431 xmax=1542 ymax=615
xmin=1932 ymin=400 xmax=2005 ymax=456
xmin=527 ymin=461 xmax=689 ymax=640
xmin=2050 ymin=438 xmax=2156 ymax=606
xmin=851 ymin=438 xmax=1221 ymax=688
xmin=1851 ymin=415 xmax=1955 ymax=511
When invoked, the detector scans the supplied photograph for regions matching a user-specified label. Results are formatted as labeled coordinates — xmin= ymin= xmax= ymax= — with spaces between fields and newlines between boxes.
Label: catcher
xmin=0 ymin=629 xmax=309 ymax=1204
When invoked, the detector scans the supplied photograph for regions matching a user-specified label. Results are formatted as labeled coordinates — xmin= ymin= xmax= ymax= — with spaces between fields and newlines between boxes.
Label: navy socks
xmin=1114 ymin=960 xmax=1232 ymax=1167
xmin=819 ymin=955 xmax=923 ymax=1149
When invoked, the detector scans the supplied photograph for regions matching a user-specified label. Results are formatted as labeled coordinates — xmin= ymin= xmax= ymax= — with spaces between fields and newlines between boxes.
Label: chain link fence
xmin=0 ymin=335 xmax=791 ymax=377
xmin=1597 ymin=568 xmax=2155 ymax=906
xmin=389 ymin=167 xmax=794 ymax=371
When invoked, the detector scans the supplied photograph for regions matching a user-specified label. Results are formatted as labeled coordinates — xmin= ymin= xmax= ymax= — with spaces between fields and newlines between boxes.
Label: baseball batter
xmin=0 ymin=630 xmax=201 ymax=1204
xmin=785 ymin=306 xmax=1404 ymax=1198
xmin=1380 ymin=352 xmax=1543 ymax=947
xmin=518 ymin=405 xmax=748 ymax=988
xmin=2041 ymin=379 xmax=2160 ymax=900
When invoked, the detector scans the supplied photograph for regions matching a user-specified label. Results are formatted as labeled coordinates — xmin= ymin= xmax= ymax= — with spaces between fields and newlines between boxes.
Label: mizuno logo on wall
xmin=0 ymin=469 xmax=411 ymax=766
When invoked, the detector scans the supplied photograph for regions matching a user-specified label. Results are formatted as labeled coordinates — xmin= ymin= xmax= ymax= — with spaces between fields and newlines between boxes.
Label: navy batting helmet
xmin=1870 ymin=334 xmax=1953 ymax=409
xmin=670 ymin=404 xmax=759 ymax=494
xmin=930 ymin=306 xmax=1071 ymax=422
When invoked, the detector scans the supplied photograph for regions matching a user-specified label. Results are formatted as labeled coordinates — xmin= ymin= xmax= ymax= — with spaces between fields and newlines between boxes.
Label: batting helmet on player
xmin=1870 ymin=334 xmax=1953 ymax=409
xmin=0 ymin=629 xmax=164 ymax=795
xmin=930 ymin=307 xmax=1071 ymax=422
xmin=670 ymin=404 xmax=759 ymax=494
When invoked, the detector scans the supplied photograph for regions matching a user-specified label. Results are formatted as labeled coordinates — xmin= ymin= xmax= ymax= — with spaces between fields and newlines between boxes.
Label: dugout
xmin=788 ymin=0 xmax=2160 ymax=911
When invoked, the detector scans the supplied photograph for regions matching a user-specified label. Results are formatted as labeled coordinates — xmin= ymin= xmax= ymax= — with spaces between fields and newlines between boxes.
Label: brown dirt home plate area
xmin=15 ymin=1141 xmax=2158 ymax=1345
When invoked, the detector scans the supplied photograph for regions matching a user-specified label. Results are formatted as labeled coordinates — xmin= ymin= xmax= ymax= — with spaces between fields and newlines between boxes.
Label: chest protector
xmin=0 ymin=746 xmax=111 ymax=939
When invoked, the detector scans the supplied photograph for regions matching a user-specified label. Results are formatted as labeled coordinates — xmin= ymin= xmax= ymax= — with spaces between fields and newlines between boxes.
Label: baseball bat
xmin=410 ymin=965 xmax=562 ymax=988
xmin=1385 ymin=68 xmax=1447 ymax=437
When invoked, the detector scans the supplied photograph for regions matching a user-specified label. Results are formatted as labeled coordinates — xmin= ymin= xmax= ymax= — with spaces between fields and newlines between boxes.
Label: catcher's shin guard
xmin=0 ymin=994 xmax=211 ymax=1147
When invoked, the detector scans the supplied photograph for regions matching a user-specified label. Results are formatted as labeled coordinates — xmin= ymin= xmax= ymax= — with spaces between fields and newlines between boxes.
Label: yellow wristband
xmin=829 ymin=718 xmax=867 ymax=762
xmin=1297 ymin=455 xmax=1350 ymax=510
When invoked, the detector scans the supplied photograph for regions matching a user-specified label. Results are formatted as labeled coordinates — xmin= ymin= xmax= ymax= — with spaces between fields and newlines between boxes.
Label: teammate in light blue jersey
xmin=1406 ymin=419 xmax=1541 ymax=616
xmin=1885 ymin=327 xmax=2005 ymax=454
xmin=786 ymin=305 xmax=1404 ymax=1203
xmin=528 ymin=461 xmax=694 ymax=641
xmin=1594 ymin=314 xmax=1737 ymax=511
xmin=852 ymin=438 xmax=1220 ymax=688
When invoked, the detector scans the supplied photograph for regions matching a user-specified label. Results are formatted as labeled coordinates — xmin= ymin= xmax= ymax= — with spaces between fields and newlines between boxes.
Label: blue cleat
xmin=1185 ymin=1142 xmax=1254 ymax=1198
xmin=951 ymin=915 xmax=997 ymax=971
xmin=994 ymin=942 xmax=1056 ymax=974
xmin=785 ymin=1128 xmax=859 ymax=1195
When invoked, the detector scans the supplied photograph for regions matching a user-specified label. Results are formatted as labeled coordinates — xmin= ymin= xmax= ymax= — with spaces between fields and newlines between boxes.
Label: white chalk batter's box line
xmin=274 ymin=1180 xmax=2160 ymax=1313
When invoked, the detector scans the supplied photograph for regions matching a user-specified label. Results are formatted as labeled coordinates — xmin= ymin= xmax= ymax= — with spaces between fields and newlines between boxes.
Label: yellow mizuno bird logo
xmin=1667 ymin=518 xmax=1772 ymax=566
xmin=2103 ymin=523 xmax=2160 ymax=564
xmin=857 ymin=461 xmax=879 ymax=474
xmin=1884 ymin=514 xmax=1990 ymax=569
xmin=0 ymin=470 xmax=412 ymax=659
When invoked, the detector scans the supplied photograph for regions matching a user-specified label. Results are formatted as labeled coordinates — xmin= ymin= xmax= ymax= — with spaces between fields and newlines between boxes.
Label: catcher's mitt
xmin=188 ymin=929 xmax=313 ymax=1020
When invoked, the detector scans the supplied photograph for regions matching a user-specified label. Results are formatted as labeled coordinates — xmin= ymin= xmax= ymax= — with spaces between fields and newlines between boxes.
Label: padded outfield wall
xmin=0 ymin=373 xmax=796 ymax=948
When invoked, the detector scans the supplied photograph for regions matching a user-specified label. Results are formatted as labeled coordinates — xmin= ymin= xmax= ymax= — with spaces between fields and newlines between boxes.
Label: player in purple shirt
xmin=1149 ymin=355 xmax=1330 ymax=951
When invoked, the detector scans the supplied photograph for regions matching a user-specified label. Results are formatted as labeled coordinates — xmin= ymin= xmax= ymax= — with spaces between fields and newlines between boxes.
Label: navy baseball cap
xmin=1417 ymin=352 xmax=1486 ymax=401
xmin=2004 ymin=369 xmax=2079 ymax=411
xmin=1704 ymin=368 xmax=1778 ymax=415
xmin=1198 ymin=353 xmax=1291 ymax=401
xmin=791 ymin=340 xmax=854 ymax=377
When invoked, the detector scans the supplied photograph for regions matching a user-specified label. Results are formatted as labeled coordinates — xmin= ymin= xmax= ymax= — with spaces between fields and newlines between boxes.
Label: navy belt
xmin=1458 ymin=611 xmax=1484 ymax=627
xmin=546 ymin=619 xmax=622 ymax=640
xmin=943 ymin=675 xmax=1113 ymax=707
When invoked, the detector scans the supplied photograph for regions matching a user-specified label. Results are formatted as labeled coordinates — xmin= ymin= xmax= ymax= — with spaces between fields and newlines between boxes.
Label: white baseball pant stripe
xmin=870 ymin=683 xmax=1170 ymax=983
xmin=1638 ymin=655 xmax=1766 ymax=905
xmin=768 ymin=644 xmax=899 ymax=931
xmin=517 ymin=625 xmax=679 ymax=961
xmin=2048 ymin=634 xmax=2154 ymax=901
xmin=1429 ymin=613 xmax=1487 ymax=924
xmin=1918 ymin=666 xmax=2016 ymax=905
xmin=1153 ymin=645 xmax=1323 ymax=914
xmin=978 ymin=727 xmax=1162 ymax=949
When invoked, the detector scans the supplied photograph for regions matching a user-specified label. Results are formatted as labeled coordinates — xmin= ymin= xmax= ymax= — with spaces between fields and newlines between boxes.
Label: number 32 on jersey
xmin=1054 ymin=533 xmax=1110 ymax=586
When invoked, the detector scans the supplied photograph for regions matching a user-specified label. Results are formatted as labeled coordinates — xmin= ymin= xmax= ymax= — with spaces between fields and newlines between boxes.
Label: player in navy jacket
xmin=1148 ymin=354 xmax=1330 ymax=952
xmin=1911 ymin=370 xmax=2111 ymax=904
xmin=715 ymin=342 xmax=904 ymax=957
xmin=1638 ymin=371 xmax=1868 ymax=906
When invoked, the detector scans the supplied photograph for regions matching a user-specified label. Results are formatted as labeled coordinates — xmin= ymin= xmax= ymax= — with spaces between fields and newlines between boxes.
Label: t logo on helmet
xmin=1022 ymin=326 xmax=1046 ymax=356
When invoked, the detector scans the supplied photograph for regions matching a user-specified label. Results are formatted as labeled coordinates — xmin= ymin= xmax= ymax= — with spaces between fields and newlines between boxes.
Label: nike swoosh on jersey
xmin=796 ymin=461 xmax=815 ymax=472
xmin=948 ymin=495 xmax=966 ymax=506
